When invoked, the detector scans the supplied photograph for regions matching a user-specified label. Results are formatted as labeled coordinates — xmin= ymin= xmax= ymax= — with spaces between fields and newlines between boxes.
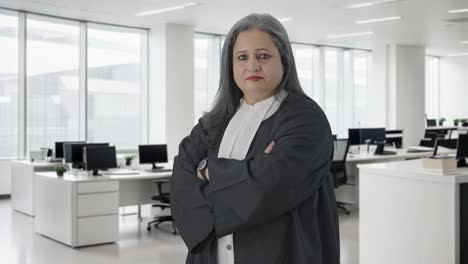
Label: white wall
xmin=439 ymin=56 xmax=468 ymax=122
xmin=0 ymin=160 xmax=12 ymax=195
xmin=387 ymin=44 xmax=426 ymax=147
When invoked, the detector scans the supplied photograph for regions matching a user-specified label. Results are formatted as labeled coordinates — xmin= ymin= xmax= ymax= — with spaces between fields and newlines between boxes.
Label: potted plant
xmin=55 ymin=165 xmax=66 ymax=177
xmin=124 ymin=154 xmax=136 ymax=167
xmin=461 ymin=118 xmax=468 ymax=126
xmin=454 ymin=118 xmax=460 ymax=126
xmin=438 ymin=117 xmax=446 ymax=126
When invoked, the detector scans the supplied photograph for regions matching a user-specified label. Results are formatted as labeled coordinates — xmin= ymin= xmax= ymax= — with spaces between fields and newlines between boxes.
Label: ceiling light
xmin=356 ymin=16 xmax=402 ymax=24
xmin=345 ymin=0 xmax=404 ymax=9
xmin=460 ymin=41 xmax=468 ymax=44
xmin=327 ymin=31 xmax=374 ymax=39
xmin=447 ymin=53 xmax=468 ymax=57
xmin=448 ymin=8 xmax=468 ymax=14
xmin=136 ymin=2 xmax=200 ymax=16
xmin=278 ymin=17 xmax=294 ymax=22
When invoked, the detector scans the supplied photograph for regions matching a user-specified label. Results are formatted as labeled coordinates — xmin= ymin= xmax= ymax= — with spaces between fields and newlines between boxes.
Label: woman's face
xmin=232 ymin=29 xmax=284 ymax=104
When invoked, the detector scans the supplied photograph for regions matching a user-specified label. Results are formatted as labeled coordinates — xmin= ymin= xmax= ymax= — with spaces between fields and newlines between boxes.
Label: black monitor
xmin=55 ymin=141 xmax=85 ymax=158
xmin=139 ymin=144 xmax=168 ymax=170
xmin=64 ymin=143 xmax=109 ymax=168
xmin=360 ymin=128 xmax=386 ymax=144
xmin=84 ymin=146 xmax=117 ymax=176
xmin=457 ymin=135 xmax=468 ymax=167
xmin=348 ymin=129 xmax=361 ymax=145
xmin=427 ymin=119 xmax=437 ymax=127
xmin=433 ymin=138 xmax=458 ymax=156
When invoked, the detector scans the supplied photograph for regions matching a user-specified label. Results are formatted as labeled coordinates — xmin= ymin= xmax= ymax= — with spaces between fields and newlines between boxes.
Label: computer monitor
xmin=348 ymin=129 xmax=361 ymax=146
xmin=427 ymin=119 xmax=437 ymax=127
xmin=457 ymin=135 xmax=468 ymax=167
xmin=433 ymin=138 xmax=458 ymax=156
xmin=64 ymin=143 xmax=109 ymax=168
xmin=84 ymin=146 xmax=117 ymax=176
xmin=55 ymin=141 xmax=85 ymax=158
xmin=139 ymin=144 xmax=168 ymax=170
xmin=360 ymin=128 xmax=386 ymax=144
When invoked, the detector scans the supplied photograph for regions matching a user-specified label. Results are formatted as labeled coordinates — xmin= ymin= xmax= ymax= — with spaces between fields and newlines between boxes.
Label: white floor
xmin=0 ymin=199 xmax=358 ymax=264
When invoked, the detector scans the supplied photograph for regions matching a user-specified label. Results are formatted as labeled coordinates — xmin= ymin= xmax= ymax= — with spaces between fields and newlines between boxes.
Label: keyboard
xmin=146 ymin=168 xmax=172 ymax=173
xmin=407 ymin=146 xmax=434 ymax=153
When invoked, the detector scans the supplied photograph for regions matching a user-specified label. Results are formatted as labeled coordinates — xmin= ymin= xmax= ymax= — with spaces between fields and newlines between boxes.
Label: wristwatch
xmin=197 ymin=158 xmax=208 ymax=181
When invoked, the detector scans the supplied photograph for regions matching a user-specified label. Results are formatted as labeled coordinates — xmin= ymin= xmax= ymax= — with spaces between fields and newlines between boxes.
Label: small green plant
xmin=55 ymin=165 xmax=66 ymax=176
xmin=454 ymin=118 xmax=460 ymax=126
xmin=461 ymin=118 xmax=468 ymax=125
xmin=124 ymin=154 xmax=136 ymax=166
xmin=438 ymin=117 xmax=446 ymax=126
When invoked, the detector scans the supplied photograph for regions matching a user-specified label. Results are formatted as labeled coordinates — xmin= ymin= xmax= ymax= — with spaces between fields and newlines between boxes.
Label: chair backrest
xmin=331 ymin=138 xmax=349 ymax=188
xmin=427 ymin=119 xmax=437 ymax=127
xmin=433 ymin=138 xmax=458 ymax=156
xmin=333 ymin=138 xmax=350 ymax=162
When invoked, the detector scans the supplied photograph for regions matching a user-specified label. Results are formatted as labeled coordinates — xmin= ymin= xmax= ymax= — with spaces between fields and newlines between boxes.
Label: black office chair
xmin=419 ymin=131 xmax=445 ymax=147
xmin=433 ymin=138 xmax=458 ymax=156
xmin=331 ymin=138 xmax=351 ymax=215
xmin=147 ymin=178 xmax=177 ymax=235
xmin=426 ymin=119 xmax=437 ymax=127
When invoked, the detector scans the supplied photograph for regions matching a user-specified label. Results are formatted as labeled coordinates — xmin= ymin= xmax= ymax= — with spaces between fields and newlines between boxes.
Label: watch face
xmin=197 ymin=159 xmax=207 ymax=171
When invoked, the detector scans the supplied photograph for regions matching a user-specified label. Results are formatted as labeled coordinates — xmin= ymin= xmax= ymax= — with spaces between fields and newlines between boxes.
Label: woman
xmin=171 ymin=13 xmax=339 ymax=264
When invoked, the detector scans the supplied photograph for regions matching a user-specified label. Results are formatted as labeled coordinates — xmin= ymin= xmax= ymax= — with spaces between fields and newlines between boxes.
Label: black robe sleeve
xmin=207 ymin=99 xmax=333 ymax=237
xmin=171 ymin=120 xmax=216 ymax=253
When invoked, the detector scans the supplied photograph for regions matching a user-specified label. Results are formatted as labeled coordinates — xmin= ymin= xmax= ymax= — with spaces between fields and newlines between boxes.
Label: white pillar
xmin=386 ymin=44 xmax=425 ymax=147
xmin=148 ymin=24 xmax=194 ymax=160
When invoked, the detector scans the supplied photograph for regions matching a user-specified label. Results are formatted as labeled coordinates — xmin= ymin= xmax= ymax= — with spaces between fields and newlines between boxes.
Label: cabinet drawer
xmin=76 ymin=215 xmax=118 ymax=246
xmin=77 ymin=181 xmax=118 ymax=194
xmin=77 ymin=192 xmax=118 ymax=217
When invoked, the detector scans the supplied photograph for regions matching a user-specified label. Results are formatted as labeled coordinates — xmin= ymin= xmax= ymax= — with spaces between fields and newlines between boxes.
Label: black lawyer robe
xmin=171 ymin=93 xmax=340 ymax=264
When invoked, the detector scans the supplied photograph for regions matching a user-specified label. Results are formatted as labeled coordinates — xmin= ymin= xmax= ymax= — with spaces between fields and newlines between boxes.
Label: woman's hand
xmin=197 ymin=167 xmax=209 ymax=181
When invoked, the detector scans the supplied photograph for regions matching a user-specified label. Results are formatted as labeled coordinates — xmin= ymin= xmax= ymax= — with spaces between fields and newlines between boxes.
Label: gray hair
xmin=203 ymin=13 xmax=305 ymax=147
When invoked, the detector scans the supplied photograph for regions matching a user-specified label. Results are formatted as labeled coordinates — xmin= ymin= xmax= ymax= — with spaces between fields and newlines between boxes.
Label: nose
xmin=246 ymin=59 xmax=260 ymax=72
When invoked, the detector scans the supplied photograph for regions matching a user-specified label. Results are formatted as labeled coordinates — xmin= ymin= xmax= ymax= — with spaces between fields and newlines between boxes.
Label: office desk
xmin=11 ymin=160 xmax=57 ymax=216
xmin=34 ymin=169 xmax=172 ymax=248
xmin=336 ymin=147 xmax=454 ymax=205
xmin=359 ymin=159 xmax=468 ymax=264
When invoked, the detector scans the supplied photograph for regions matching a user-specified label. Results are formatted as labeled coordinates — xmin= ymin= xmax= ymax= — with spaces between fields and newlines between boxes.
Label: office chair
xmin=147 ymin=178 xmax=177 ymax=235
xmin=433 ymin=138 xmax=458 ymax=156
xmin=331 ymin=138 xmax=351 ymax=215
xmin=426 ymin=119 xmax=437 ymax=127
xmin=419 ymin=131 xmax=445 ymax=147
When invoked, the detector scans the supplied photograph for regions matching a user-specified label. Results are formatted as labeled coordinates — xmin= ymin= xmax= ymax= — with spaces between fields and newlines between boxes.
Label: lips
xmin=246 ymin=75 xmax=263 ymax=81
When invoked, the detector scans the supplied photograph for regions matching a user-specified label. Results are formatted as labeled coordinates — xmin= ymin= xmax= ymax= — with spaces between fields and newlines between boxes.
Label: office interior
xmin=1 ymin=0 xmax=468 ymax=263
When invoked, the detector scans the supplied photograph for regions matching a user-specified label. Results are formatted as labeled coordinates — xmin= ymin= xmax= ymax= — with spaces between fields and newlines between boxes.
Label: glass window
xmin=194 ymin=33 xmax=222 ymax=123
xmin=0 ymin=12 xmax=18 ymax=158
xmin=26 ymin=15 xmax=80 ymax=151
xmin=87 ymin=24 xmax=146 ymax=149
xmin=292 ymin=44 xmax=315 ymax=97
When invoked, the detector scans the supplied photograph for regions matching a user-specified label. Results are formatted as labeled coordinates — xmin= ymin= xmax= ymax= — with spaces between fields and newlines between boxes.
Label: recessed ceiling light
xmin=345 ymin=0 xmax=404 ymax=9
xmin=447 ymin=52 xmax=468 ymax=57
xmin=327 ymin=31 xmax=374 ymax=39
xmin=460 ymin=41 xmax=468 ymax=44
xmin=355 ymin=16 xmax=402 ymax=24
xmin=136 ymin=2 xmax=200 ymax=16
xmin=448 ymin=8 xmax=468 ymax=14
xmin=278 ymin=17 xmax=295 ymax=22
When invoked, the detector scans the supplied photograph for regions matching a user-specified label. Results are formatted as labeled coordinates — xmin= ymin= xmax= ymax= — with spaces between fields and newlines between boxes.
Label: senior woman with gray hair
xmin=171 ymin=13 xmax=340 ymax=264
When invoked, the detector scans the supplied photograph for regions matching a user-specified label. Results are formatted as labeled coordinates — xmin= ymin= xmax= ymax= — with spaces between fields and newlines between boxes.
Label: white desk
xmin=11 ymin=160 xmax=58 ymax=216
xmin=359 ymin=159 xmax=468 ymax=264
xmin=336 ymin=146 xmax=453 ymax=205
xmin=34 ymin=169 xmax=172 ymax=248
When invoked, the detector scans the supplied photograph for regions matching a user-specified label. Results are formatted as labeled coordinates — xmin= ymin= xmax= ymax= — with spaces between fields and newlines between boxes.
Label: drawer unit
xmin=77 ymin=181 xmax=119 ymax=194
xmin=76 ymin=215 xmax=118 ymax=246
xmin=77 ymin=192 xmax=118 ymax=217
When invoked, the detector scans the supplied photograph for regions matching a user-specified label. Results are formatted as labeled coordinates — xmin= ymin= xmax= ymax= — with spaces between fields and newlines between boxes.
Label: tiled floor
xmin=0 ymin=199 xmax=358 ymax=264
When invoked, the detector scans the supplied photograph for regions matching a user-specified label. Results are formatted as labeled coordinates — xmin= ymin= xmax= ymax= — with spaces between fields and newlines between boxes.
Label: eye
xmin=258 ymin=53 xmax=271 ymax=60
xmin=237 ymin=54 xmax=248 ymax=61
